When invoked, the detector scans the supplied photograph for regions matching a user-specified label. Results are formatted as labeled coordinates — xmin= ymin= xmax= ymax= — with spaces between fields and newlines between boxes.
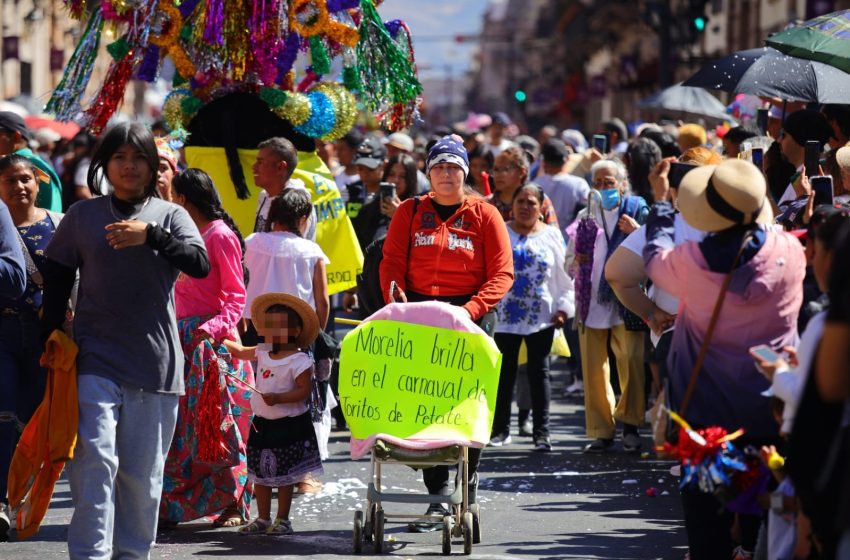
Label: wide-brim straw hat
xmin=678 ymin=158 xmax=774 ymax=233
xmin=251 ymin=293 xmax=320 ymax=349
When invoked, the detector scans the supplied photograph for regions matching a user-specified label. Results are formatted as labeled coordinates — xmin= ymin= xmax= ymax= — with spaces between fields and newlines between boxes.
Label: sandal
xmin=213 ymin=508 xmax=245 ymax=528
xmin=238 ymin=518 xmax=271 ymax=535
xmin=266 ymin=518 xmax=294 ymax=535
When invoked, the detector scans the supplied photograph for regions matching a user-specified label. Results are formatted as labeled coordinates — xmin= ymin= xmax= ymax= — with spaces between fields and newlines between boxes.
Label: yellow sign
xmin=185 ymin=146 xmax=363 ymax=294
xmin=339 ymin=320 xmax=502 ymax=445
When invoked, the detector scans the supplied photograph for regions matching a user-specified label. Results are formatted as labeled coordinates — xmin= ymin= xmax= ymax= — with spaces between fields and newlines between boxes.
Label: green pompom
xmin=259 ymin=87 xmax=288 ymax=108
xmin=173 ymin=72 xmax=188 ymax=87
xmin=310 ymin=36 xmax=331 ymax=76
xmin=343 ymin=65 xmax=361 ymax=92
xmin=106 ymin=37 xmax=131 ymax=62
xmin=180 ymin=96 xmax=203 ymax=116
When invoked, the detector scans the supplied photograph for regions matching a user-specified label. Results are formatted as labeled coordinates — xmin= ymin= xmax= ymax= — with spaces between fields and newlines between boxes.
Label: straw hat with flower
xmin=678 ymin=158 xmax=774 ymax=233
xmin=251 ymin=293 xmax=320 ymax=349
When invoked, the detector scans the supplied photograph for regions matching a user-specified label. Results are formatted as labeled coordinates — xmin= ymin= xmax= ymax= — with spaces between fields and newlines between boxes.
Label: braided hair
xmin=171 ymin=168 xmax=248 ymax=283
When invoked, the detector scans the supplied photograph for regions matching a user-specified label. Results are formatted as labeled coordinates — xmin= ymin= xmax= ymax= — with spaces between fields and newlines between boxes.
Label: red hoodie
xmin=380 ymin=193 xmax=514 ymax=320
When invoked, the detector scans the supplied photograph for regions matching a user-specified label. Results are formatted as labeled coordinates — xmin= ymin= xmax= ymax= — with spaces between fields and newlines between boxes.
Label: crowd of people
xmin=0 ymin=101 xmax=849 ymax=560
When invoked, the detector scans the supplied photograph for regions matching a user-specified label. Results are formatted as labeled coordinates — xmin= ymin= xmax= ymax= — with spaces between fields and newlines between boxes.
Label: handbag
xmin=653 ymin=234 xmax=752 ymax=449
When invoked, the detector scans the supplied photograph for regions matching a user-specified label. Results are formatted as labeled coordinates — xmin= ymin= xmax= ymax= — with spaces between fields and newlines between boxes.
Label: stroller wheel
xmin=469 ymin=503 xmax=481 ymax=544
xmin=462 ymin=511 xmax=473 ymax=555
xmin=365 ymin=503 xmax=377 ymax=542
xmin=441 ymin=515 xmax=453 ymax=555
xmin=374 ymin=509 xmax=385 ymax=554
xmin=353 ymin=510 xmax=364 ymax=553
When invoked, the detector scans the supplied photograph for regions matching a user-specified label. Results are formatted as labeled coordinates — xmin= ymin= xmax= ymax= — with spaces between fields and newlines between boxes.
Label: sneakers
xmin=583 ymin=438 xmax=614 ymax=454
xmin=622 ymin=431 xmax=642 ymax=453
xmin=489 ymin=433 xmax=512 ymax=447
xmin=533 ymin=437 xmax=552 ymax=452
xmin=266 ymin=518 xmax=294 ymax=535
xmin=564 ymin=379 xmax=584 ymax=397
xmin=407 ymin=502 xmax=450 ymax=533
xmin=0 ymin=502 xmax=9 ymax=542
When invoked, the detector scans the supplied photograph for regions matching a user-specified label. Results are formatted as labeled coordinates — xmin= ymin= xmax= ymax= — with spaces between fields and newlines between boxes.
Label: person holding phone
xmin=776 ymin=109 xmax=833 ymax=206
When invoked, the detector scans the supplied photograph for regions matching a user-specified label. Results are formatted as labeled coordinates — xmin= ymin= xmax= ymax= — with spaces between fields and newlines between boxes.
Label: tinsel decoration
xmin=136 ymin=44 xmax=161 ymax=82
xmin=82 ymin=51 xmax=137 ymax=134
xmin=355 ymin=0 xmax=422 ymax=115
xmin=297 ymin=68 xmax=319 ymax=92
xmin=180 ymin=95 xmax=204 ymax=119
xmin=290 ymin=0 xmax=359 ymax=46
xmin=259 ymin=87 xmax=288 ymax=109
xmin=202 ymin=0 xmax=225 ymax=46
xmin=310 ymin=36 xmax=331 ymax=75
xmin=150 ymin=2 xmax=197 ymax=79
xmin=196 ymin=341 xmax=229 ymax=465
xmin=315 ymin=82 xmax=357 ymax=141
xmin=275 ymin=93 xmax=311 ymax=125
xmin=45 ymin=8 xmax=104 ymax=121
xmin=294 ymin=90 xmax=336 ymax=138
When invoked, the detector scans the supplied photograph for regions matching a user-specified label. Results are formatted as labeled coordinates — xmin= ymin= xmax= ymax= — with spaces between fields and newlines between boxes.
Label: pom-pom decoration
xmin=274 ymin=92 xmax=312 ymax=126
xmin=315 ymin=82 xmax=357 ymax=141
xmin=294 ymin=90 xmax=336 ymax=138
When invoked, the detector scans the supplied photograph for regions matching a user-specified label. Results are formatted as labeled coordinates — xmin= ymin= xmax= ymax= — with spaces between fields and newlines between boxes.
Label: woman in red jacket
xmin=380 ymin=135 xmax=513 ymax=532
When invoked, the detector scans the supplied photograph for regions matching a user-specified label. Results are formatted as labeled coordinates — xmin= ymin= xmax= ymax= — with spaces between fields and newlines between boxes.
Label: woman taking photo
xmin=491 ymin=184 xmax=574 ymax=452
xmin=159 ymin=168 xmax=254 ymax=528
xmin=380 ymin=135 xmax=513 ymax=530
xmin=643 ymin=158 xmax=805 ymax=559
xmin=0 ymin=155 xmax=65 ymax=539
xmin=371 ymin=153 xmax=418 ymax=241
xmin=40 ymin=122 xmax=209 ymax=559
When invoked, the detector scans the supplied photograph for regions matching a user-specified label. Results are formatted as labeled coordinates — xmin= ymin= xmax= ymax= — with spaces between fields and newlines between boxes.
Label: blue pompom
xmin=294 ymin=91 xmax=337 ymax=138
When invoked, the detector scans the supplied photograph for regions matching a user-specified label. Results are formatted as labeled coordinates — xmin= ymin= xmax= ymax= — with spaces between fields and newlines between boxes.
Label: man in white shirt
xmin=486 ymin=112 xmax=517 ymax=157
xmin=251 ymin=137 xmax=316 ymax=240
xmin=536 ymin=139 xmax=590 ymax=237
xmin=333 ymin=130 xmax=363 ymax=200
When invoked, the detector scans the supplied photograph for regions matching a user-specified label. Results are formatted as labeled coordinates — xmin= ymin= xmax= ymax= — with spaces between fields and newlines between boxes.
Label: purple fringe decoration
xmin=574 ymin=217 xmax=599 ymax=324
xmin=203 ymin=0 xmax=224 ymax=46
xmin=136 ymin=45 xmax=160 ymax=82
xmin=276 ymin=33 xmax=301 ymax=83
xmin=384 ymin=19 xmax=402 ymax=39
xmin=327 ymin=0 xmax=359 ymax=11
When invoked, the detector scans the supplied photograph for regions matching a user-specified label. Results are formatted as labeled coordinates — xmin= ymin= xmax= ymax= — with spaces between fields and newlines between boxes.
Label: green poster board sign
xmin=339 ymin=320 xmax=502 ymax=445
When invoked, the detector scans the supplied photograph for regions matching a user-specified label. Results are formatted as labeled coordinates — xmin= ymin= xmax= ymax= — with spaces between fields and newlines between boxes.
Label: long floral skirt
xmin=160 ymin=316 xmax=254 ymax=523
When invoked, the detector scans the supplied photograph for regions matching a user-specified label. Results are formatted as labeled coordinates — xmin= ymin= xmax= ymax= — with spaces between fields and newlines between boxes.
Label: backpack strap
xmin=407 ymin=195 xmax=422 ymax=253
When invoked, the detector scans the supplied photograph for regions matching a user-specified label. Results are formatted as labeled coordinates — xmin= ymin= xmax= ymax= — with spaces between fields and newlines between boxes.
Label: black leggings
xmin=492 ymin=327 xmax=555 ymax=440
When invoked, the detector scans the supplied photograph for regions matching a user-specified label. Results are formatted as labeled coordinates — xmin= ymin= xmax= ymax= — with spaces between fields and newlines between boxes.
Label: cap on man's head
xmin=782 ymin=109 xmax=832 ymax=148
xmin=603 ymin=118 xmax=628 ymax=141
xmin=386 ymin=132 xmax=414 ymax=153
xmin=491 ymin=112 xmax=511 ymax=127
xmin=560 ymin=129 xmax=587 ymax=152
xmin=0 ymin=111 xmax=30 ymax=140
xmin=353 ymin=135 xmax=388 ymax=170
xmin=541 ymin=139 xmax=570 ymax=164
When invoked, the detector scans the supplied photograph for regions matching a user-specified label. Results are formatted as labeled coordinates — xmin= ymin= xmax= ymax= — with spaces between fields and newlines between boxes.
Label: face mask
xmin=599 ymin=188 xmax=620 ymax=211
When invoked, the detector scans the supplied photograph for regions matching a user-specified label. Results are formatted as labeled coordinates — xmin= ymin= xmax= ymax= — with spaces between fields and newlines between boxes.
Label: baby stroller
xmin=338 ymin=301 xmax=497 ymax=555
xmin=353 ymin=439 xmax=480 ymax=555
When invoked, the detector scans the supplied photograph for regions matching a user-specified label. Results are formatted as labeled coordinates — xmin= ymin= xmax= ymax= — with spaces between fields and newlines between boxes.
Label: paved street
xmin=2 ymin=383 xmax=687 ymax=560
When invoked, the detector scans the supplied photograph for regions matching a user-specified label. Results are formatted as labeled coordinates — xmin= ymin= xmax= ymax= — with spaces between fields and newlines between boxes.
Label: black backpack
xmin=355 ymin=196 xmax=421 ymax=318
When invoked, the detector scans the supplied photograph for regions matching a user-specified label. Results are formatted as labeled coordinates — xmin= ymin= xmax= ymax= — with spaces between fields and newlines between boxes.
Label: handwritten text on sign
xmin=338 ymin=320 xmax=501 ymax=445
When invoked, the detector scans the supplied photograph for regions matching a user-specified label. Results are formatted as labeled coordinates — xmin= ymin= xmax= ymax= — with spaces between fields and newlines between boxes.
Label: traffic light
xmin=688 ymin=0 xmax=709 ymax=38
xmin=514 ymin=90 xmax=527 ymax=103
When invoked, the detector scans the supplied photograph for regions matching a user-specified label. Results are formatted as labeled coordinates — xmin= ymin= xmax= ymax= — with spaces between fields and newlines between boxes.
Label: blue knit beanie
xmin=426 ymin=135 xmax=470 ymax=177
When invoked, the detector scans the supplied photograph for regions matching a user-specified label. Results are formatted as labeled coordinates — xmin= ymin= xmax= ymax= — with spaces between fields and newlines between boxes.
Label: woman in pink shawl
xmin=643 ymin=158 xmax=805 ymax=560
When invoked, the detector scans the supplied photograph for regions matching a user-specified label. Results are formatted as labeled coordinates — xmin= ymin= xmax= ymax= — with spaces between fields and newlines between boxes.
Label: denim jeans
xmin=67 ymin=374 xmax=178 ymax=560
xmin=493 ymin=327 xmax=556 ymax=440
xmin=0 ymin=312 xmax=47 ymax=503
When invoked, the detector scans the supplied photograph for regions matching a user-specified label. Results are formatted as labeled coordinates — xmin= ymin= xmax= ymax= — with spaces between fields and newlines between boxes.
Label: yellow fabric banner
xmin=339 ymin=320 xmax=501 ymax=445
xmin=185 ymin=146 xmax=363 ymax=294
